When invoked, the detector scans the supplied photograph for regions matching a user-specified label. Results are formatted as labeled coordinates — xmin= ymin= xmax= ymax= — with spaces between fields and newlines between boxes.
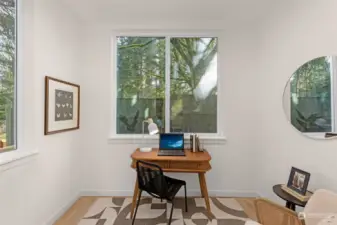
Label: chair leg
xmin=184 ymin=184 xmax=188 ymax=212
xmin=168 ymin=200 xmax=174 ymax=225
xmin=132 ymin=190 xmax=142 ymax=225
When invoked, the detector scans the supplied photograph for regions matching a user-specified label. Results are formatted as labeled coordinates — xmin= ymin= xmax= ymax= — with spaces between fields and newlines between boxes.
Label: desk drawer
xmin=131 ymin=160 xmax=170 ymax=169
xmin=170 ymin=161 xmax=210 ymax=170
xmin=131 ymin=160 xmax=210 ymax=172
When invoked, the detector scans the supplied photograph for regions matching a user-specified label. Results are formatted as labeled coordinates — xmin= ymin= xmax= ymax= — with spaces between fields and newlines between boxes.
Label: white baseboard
xmin=80 ymin=189 xmax=260 ymax=198
xmin=44 ymin=192 xmax=80 ymax=225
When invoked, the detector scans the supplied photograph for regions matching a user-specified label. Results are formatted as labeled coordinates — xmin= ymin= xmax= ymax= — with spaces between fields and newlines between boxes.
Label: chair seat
xmin=164 ymin=176 xmax=186 ymax=201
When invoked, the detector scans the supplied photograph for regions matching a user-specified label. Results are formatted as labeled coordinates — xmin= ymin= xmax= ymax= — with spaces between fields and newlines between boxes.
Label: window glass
xmin=290 ymin=56 xmax=332 ymax=132
xmin=116 ymin=37 xmax=165 ymax=134
xmin=0 ymin=0 xmax=16 ymax=151
xmin=116 ymin=36 xmax=218 ymax=134
xmin=170 ymin=38 xmax=217 ymax=133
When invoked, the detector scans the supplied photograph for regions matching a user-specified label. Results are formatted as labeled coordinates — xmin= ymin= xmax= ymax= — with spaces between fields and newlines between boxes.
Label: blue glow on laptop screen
xmin=160 ymin=134 xmax=184 ymax=150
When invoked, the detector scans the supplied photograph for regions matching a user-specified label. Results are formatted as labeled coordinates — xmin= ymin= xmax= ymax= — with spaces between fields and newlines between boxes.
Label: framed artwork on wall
xmin=44 ymin=76 xmax=80 ymax=135
xmin=287 ymin=167 xmax=311 ymax=195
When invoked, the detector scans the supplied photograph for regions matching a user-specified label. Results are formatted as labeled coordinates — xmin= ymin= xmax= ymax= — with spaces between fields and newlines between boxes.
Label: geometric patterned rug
xmin=78 ymin=197 xmax=260 ymax=225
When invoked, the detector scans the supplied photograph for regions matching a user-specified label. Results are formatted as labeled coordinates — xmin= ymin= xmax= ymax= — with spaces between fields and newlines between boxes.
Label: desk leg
xmin=198 ymin=173 xmax=204 ymax=197
xmin=199 ymin=172 xmax=211 ymax=214
xmin=130 ymin=178 xmax=139 ymax=219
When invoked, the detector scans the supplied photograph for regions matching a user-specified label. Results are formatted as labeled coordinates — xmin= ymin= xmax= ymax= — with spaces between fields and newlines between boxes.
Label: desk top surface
xmin=131 ymin=148 xmax=211 ymax=162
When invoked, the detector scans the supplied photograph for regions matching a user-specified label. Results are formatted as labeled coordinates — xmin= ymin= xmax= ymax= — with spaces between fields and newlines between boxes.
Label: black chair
xmin=132 ymin=160 xmax=188 ymax=225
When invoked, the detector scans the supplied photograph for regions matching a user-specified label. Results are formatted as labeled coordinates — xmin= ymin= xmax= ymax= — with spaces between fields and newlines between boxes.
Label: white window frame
xmin=331 ymin=56 xmax=337 ymax=132
xmin=109 ymin=31 xmax=226 ymax=144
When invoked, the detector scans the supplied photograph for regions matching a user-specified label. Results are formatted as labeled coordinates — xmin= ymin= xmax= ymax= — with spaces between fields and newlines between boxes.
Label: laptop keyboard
xmin=158 ymin=150 xmax=185 ymax=156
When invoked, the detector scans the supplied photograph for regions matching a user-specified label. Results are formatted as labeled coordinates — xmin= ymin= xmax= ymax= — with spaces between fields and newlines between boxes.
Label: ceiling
xmin=61 ymin=0 xmax=280 ymax=26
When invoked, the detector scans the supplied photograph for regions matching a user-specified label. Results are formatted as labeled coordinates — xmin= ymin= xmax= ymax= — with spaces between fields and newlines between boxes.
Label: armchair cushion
xmin=304 ymin=189 xmax=337 ymax=225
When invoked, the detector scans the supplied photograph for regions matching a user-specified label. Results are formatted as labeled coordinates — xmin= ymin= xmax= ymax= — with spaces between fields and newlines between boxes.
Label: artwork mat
xmin=45 ymin=76 xmax=80 ymax=135
xmin=286 ymin=167 xmax=311 ymax=196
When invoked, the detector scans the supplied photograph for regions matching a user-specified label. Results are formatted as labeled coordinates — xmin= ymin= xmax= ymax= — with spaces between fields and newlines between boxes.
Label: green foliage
xmin=295 ymin=109 xmax=322 ymax=132
xmin=116 ymin=37 xmax=217 ymax=133
xmin=170 ymin=38 xmax=217 ymax=95
xmin=0 ymin=0 xmax=15 ymax=145
xmin=291 ymin=57 xmax=331 ymax=96
xmin=118 ymin=110 xmax=139 ymax=132
xmin=290 ymin=56 xmax=332 ymax=133
xmin=117 ymin=37 xmax=166 ymax=98
xmin=116 ymin=37 xmax=217 ymax=98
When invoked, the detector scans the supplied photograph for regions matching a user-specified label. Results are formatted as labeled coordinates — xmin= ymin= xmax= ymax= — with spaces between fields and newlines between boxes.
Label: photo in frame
xmin=287 ymin=167 xmax=311 ymax=195
xmin=44 ymin=76 xmax=80 ymax=135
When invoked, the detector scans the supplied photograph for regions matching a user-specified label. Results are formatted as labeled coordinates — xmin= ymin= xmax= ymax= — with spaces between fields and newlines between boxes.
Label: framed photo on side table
xmin=287 ymin=167 xmax=310 ymax=196
xmin=44 ymin=76 xmax=80 ymax=135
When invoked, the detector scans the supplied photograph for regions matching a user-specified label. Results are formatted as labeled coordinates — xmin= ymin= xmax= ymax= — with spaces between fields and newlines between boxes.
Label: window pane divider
xmin=164 ymin=36 xmax=171 ymax=133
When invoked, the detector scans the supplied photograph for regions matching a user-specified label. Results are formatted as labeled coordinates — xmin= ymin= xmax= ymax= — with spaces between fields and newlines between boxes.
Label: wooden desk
xmin=130 ymin=148 xmax=212 ymax=218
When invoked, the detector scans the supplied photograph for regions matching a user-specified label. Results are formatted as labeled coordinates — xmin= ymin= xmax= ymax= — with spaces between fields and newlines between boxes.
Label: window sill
xmin=0 ymin=149 xmax=39 ymax=170
xmin=108 ymin=134 xmax=226 ymax=145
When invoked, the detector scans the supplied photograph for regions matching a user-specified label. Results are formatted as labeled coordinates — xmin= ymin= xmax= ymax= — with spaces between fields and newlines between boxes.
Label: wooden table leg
xmin=130 ymin=178 xmax=139 ymax=219
xmin=198 ymin=173 xmax=204 ymax=197
xmin=199 ymin=172 xmax=211 ymax=213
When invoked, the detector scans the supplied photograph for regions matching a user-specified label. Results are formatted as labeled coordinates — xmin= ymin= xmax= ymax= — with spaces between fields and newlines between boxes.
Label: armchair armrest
xmin=255 ymin=198 xmax=305 ymax=225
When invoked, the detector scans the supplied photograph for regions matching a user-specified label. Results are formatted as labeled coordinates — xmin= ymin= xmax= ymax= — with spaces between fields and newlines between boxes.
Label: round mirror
xmin=283 ymin=56 xmax=337 ymax=139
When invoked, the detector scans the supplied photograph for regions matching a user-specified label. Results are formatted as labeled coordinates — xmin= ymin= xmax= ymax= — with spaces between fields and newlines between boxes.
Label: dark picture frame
xmin=287 ymin=167 xmax=310 ymax=195
xmin=44 ymin=76 xmax=80 ymax=135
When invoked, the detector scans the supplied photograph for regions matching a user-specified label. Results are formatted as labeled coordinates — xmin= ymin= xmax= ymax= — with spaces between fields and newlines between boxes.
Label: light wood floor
xmin=54 ymin=197 xmax=257 ymax=225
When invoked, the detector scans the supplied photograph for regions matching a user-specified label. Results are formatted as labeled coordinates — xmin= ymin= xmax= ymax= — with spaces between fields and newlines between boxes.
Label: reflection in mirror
xmin=283 ymin=56 xmax=337 ymax=139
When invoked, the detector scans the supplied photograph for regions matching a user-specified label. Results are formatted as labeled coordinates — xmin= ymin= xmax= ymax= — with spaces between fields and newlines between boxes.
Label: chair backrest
xmin=255 ymin=198 xmax=304 ymax=225
xmin=136 ymin=160 xmax=168 ymax=198
xmin=303 ymin=189 xmax=337 ymax=225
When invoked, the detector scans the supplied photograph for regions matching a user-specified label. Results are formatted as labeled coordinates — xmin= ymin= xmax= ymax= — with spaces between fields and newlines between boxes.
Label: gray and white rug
xmin=78 ymin=197 xmax=259 ymax=225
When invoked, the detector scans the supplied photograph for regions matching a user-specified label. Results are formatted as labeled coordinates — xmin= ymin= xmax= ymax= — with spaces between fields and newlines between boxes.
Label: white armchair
xmin=302 ymin=189 xmax=337 ymax=225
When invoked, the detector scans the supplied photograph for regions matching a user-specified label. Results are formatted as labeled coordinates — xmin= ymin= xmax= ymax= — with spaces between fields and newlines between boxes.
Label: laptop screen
xmin=159 ymin=133 xmax=184 ymax=150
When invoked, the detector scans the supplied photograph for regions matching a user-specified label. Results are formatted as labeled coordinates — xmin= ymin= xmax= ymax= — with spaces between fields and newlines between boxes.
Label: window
xmin=290 ymin=56 xmax=336 ymax=133
xmin=0 ymin=0 xmax=16 ymax=151
xmin=116 ymin=36 xmax=218 ymax=134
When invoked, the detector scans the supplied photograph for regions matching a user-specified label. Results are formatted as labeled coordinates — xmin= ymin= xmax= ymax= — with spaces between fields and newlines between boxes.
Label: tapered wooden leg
xmin=130 ymin=178 xmax=139 ymax=219
xmin=199 ymin=172 xmax=211 ymax=214
xmin=198 ymin=173 xmax=204 ymax=197
xmin=132 ymin=190 xmax=142 ymax=225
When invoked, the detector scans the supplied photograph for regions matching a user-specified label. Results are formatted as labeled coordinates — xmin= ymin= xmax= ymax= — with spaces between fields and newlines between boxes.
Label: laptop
xmin=157 ymin=133 xmax=185 ymax=156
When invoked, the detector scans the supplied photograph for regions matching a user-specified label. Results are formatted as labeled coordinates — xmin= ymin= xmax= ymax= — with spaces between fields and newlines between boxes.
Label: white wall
xmin=79 ymin=22 xmax=263 ymax=197
xmin=79 ymin=1 xmax=337 ymax=203
xmin=0 ymin=0 xmax=82 ymax=224
xmin=255 ymin=0 xmax=337 ymax=202
xmin=2 ymin=1 xmax=336 ymax=223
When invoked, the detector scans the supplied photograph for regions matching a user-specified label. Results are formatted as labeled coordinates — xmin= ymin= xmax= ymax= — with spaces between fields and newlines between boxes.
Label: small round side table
xmin=273 ymin=184 xmax=307 ymax=211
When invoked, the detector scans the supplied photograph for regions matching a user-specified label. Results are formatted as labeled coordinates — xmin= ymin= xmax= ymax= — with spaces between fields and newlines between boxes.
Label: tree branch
xmin=118 ymin=38 xmax=164 ymax=50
